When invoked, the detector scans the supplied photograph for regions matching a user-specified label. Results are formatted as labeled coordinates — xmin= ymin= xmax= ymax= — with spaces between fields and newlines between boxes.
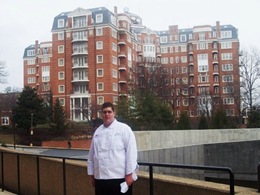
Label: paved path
xmin=0 ymin=189 xmax=15 ymax=195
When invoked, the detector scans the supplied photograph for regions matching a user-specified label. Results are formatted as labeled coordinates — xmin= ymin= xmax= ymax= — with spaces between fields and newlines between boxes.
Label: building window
xmin=58 ymin=32 xmax=64 ymax=40
xmin=161 ymin=47 xmax=168 ymax=53
xmin=223 ymin=97 xmax=234 ymax=105
xmin=41 ymin=57 xmax=50 ymax=63
xmin=28 ymin=68 xmax=36 ymax=74
xmin=226 ymin=109 xmax=234 ymax=116
xmin=180 ymin=34 xmax=186 ymax=42
xmin=161 ymin=57 xmax=168 ymax=64
xmin=59 ymin=85 xmax=65 ymax=93
xmin=112 ymin=29 xmax=117 ymax=38
xmin=222 ymin=64 xmax=233 ymax=71
xmin=198 ymin=54 xmax=208 ymax=72
xmin=223 ymin=86 xmax=234 ymax=94
xmin=42 ymin=76 xmax=50 ymax=82
xmin=96 ymin=27 xmax=103 ymax=36
xmin=27 ymin=50 xmax=35 ymax=56
xmin=183 ymin=99 xmax=189 ymax=106
xmin=221 ymin=31 xmax=232 ymax=38
xmin=160 ymin=36 xmax=167 ymax=43
xmin=176 ymin=99 xmax=180 ymax=106
xmin=27 ymin=59 xmax=35 ymax=65
xmin=73 ymin=31 xmax=87 ymax=40
xmin=1 ymin=117 xmax=9 ymax=125
xmin=181 ymin=67 xmax=187 ymax=73
xmin=28 ymin=77 xmax=35 ymax=83
xmin=58 ymin=58 xmax=64 ymax=66
xmin=96 ymin=14 xmax=103 ymax=23
xmin=58 ymin=19 xmax=64 ymax=28
xmin=42 ymin=84 xmax=50 ymax=91
xmin=181 ymin=45 xmax=187 ymax=52
xmin=181 ymin=56 xmax=187 ymax=63
xmin=113 ymin=83 xmax=118 ymax=91
xmin=175 ymin=57 xmax=179 ymax=63
xmin=59 ymin=98 xmax=65 ymax=106
xmin=112 ymin=56 xmax=117 ymax=65
xmin=97 ymin=69 xmax=103 ymax=77
xmin=199 ymin=33 xmax=206 ymax=41
xmin=198 ymin=75 xmax=209 ymax=83
xmin=112 ymin=69 xmax=117 ymax=78
xmin=58 ymin=72 xmax=64 ymax=80
xmin=96 ymin=41 xmax=103 ymax=50
xmin=221 ymin=42 xmax=232 ymax=49
xmin=222 ymin=75 xmax=233 ymax=82
xmin=97 ymin=55 xmax=103 ymax=63
xmin=97 ymin=96 xmax=104 ymax=105
xmin=97 ymin=82 xmax=103 ymax=91
xmin=112 ymin=43 xmax=117 ymax=51
xmin=73 ymin=16 xmax=86 ymax=28
xmin=58 ymin=45 xmax=64 ymax=53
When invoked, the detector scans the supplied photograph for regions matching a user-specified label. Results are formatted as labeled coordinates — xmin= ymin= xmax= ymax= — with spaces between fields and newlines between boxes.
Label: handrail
xmin=0 ymin=151 xmax=236 ymax=195
xmin=258 ymin=162 xmax=260 ymax=192
xmin=138 ymin=162 xmax=235 ymax=195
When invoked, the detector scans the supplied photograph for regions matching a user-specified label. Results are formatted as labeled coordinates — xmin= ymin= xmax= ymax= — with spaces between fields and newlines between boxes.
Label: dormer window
xmin=180 ymin=34 xmax=186 ymax=42
xmin=160 ymin=36 xmax=167 ymax=43
xmin=58 ymin=19 xmax=65 ymax=28
xmin=96 ymin=14 xmax=103 ymax=23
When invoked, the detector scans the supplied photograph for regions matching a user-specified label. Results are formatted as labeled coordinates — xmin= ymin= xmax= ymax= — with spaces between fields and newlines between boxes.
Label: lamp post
xmin=13 ymin=124 xmax=17 ymax=149
xmin=30 ymin=113 xmax=34 ymax=146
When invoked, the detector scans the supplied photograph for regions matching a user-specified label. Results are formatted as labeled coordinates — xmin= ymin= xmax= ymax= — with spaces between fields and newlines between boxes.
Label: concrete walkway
xmin=0 ymin=189 xmax=15 ymax=195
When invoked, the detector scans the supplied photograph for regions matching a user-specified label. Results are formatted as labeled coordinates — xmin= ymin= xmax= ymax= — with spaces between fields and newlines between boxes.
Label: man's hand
xmin=90 ymin=175 xmax=95 ymax=187
xmin=125 ymin=173 xmax=134 ymax=186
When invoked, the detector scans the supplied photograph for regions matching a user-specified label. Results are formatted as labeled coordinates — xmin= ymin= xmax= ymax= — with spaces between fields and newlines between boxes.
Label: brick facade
xmin=23 ymin=6 xmax=240 ymax=124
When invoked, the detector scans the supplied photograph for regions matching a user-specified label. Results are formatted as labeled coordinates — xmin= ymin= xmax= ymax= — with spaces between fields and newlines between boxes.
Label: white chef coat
xmin=87 ymin=119 xmax=138 ymax=180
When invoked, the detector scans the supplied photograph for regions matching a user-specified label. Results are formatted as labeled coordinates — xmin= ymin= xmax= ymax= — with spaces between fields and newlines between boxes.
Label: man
xmin=88 ymin=102 xmax=138 ymax=195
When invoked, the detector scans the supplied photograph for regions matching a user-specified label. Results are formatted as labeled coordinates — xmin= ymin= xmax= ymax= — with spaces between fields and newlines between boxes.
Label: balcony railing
xmin=0 ymin=150 xmax=238 ymax=195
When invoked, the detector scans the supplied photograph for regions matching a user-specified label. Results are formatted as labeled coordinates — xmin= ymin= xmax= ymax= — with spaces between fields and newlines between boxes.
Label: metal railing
xmin=138 ymin=162 xmax=235 ymax=195
xmin=0 ymin=151 xmax=238 ymax=195
xmin=258 ymin=162 xmax=260 ymax=192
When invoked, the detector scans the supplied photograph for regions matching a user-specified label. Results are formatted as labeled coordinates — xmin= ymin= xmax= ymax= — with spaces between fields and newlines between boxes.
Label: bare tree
xmin=0 ymin=60 xmax=8 ymax=84
xmin=240 ymin=47 xmax=260 ymax=111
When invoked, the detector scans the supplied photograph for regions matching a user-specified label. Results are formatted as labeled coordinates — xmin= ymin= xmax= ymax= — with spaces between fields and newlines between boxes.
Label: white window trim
xmin=97 ymin=69 xmax=103 ymax=77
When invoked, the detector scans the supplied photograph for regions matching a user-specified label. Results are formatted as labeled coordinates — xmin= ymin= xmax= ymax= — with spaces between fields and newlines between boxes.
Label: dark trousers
xmin=95 ymin=179 xmax=133 ymax=195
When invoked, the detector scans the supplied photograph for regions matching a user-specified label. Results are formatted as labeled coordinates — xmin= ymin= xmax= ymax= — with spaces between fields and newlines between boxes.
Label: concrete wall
xmin=134 ymin=128 xmax=260 ymax=151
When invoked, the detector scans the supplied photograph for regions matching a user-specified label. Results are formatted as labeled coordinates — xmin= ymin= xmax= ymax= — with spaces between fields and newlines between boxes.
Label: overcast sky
xmin=0 ymin=0 xmax=259 ymax=92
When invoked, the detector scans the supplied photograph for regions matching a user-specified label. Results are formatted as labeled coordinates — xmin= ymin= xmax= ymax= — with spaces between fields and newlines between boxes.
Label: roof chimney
xmin=114 ymin=6 xmax=118 ymax=15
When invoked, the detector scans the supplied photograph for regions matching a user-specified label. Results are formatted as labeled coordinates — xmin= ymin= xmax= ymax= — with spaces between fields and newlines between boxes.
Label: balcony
xmin=72 ymin=49 xmax=88 ymax=56
xmin=212 ymin=49 xmax=218 ymax=54
xmin=72 ymin=63 xmax=88 ymax=69
xmin=212 ymin=60 xmax=219 ymax=65
xmin=118 ymin=40 xmax=126 ymax=45
xmin=71 ymin=37 xmax=88 ymax=43
xmin=118 ymin=53 xmax=126 ymax=58
xmin=71 ymin=77 xmax=89 ymax=82
xmin=118 ymin=26 xmax=127 ymax=33
xmin=137 ymin=51 xmax=143 ymax=56
xmin=119 ymin=78 xmax=127 ymax=84
xmin=118 ymin=64 xmax=127 ymax=71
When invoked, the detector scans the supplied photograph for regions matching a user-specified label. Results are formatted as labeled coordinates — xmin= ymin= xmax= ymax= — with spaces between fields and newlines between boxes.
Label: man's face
xmin=102 ymin=107 xmax=115 ymax=126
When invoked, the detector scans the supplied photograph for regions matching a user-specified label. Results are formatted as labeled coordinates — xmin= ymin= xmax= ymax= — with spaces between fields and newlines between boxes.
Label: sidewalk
xmin=0 ymin=189 xmax=15 ymax=195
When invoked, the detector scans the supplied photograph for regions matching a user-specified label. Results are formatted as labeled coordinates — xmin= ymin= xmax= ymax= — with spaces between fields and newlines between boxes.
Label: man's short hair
xmin=102 ymin=102 xmax=114 ymax=111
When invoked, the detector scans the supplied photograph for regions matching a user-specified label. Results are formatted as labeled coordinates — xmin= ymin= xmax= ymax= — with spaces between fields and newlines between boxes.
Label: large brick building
xmin=23 ymin=6 xmax=240 ymax=123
